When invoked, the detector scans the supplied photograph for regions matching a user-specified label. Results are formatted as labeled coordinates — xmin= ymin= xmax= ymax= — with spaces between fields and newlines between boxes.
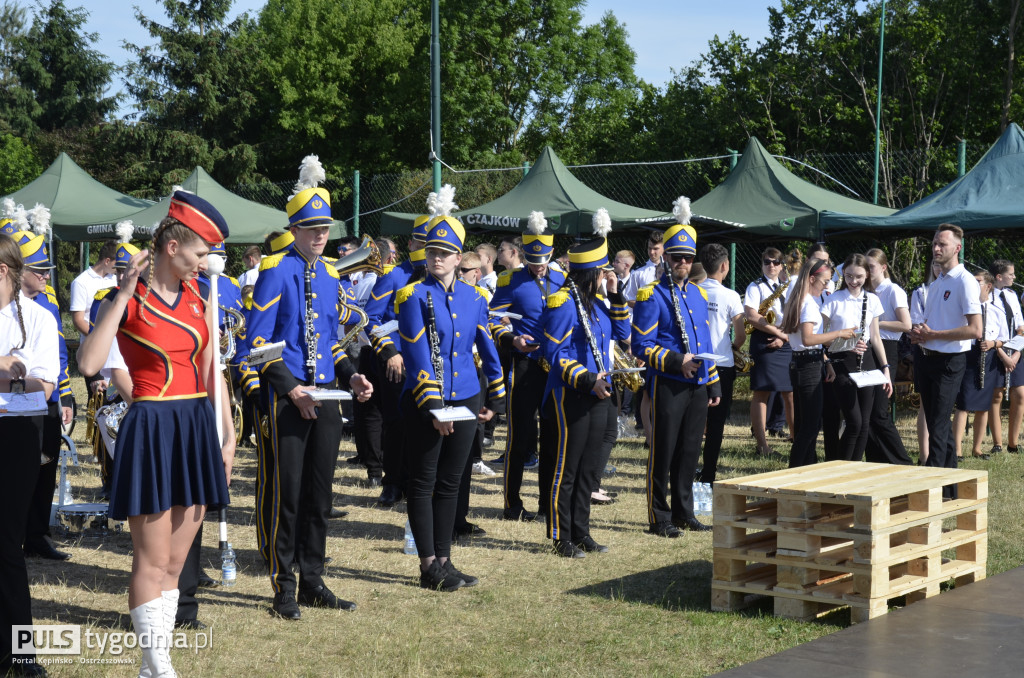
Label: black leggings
xmin=828 ymin=351 xmax=876 ymax=461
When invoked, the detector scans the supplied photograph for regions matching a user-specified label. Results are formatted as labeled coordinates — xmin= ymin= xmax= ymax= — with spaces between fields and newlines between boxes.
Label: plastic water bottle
xmin=403 ymin=519 xmax=418 ymax=555
xmin=221 ymin=543 xmax=237 ymax=586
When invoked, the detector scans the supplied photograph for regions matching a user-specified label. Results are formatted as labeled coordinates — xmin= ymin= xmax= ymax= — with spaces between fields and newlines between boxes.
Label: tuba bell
xmin=335 ymin=235 xmax=385 ymax=350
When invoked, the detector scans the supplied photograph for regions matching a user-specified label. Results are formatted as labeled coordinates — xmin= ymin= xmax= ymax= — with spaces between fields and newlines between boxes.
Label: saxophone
xmin=612 ymin=342 xmax=644 ymax=391
xmin=745 ymin=279 xmax=790 ymax=335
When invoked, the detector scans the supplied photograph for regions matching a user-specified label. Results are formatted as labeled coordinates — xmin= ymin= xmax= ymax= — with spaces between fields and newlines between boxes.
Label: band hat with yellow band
xmin=114 ymin=220 xmax=141 ymax=269
xmin=522 ymin=211 xmax=554 ymax=265
xmin=209 ymin=240 xmax=226 ymax=256
xmin=424 ymin=184 xmax=464 ymax=253
xmin=268 ymin=230 xmax=295 ymax=254
xmin=168 ymin=190 xmax=230 ymax=244
xmin=662 ymin=195 xmax=697 ymax=255
xmin=567 ymin=208 xmax=614 ymax=271
xmin=286 ymin=155 xmax=333 ymax=228
xmin=20 ymin=203 xmax=55 ymax=269
xmin=0 ymin=198 xmax=19 ymax=236
xmin=411 ymin=214 xmax=430 ymax=243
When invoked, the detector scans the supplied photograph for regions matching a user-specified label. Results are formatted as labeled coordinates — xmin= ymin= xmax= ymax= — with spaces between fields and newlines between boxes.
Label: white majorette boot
xmin=129 ymin=598 xmax=176 ymax=678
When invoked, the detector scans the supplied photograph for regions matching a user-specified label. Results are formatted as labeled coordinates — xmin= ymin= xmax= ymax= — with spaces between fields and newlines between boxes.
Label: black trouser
xmin=647 ymin=376 xmax=708 ymax=526
xmin=253 ymin=395 xmax=273 ymax=566
xmin=915 ymin=349 xmax=967 ymax=499
xmin=766 ymin=391 xmax=786 ymax=431
xmin=0 ymin=416 xmax=42 ymax=670
xmin=700 ymin=365 xmax=736 ymax=482
xmin=354 ymin=346 xmax=384 ymax=477
xmin=585 ymin=394 xmax=618 ymax=493
xmin=865 ymin=339 xmax=912 ymax=465
xmin=822 ymin=379 xmax=841 ymax=460
xmin=404 ymin=393 xmax=481 ymax=560
xmin=26 ymin=402 xmax=61 ymax=548
xmin=176 ymin=523 xmax=204 ymax=624
xmin=456 ymin=371 xmax=489 ymax=529
xmin=829 ymin=351 xmax=877 ymax=462
xmin=503 ymin=354 xmax=546 ymax=510
xmin=789 ymin=355 xmax=824 ymax=468
xmin=537 ymin=405 xmax=557 ymax=517
xmin=544 ymin=388 xmax=611 ymax=542
xmin=265 ymin=381 xmax=343 ymax=595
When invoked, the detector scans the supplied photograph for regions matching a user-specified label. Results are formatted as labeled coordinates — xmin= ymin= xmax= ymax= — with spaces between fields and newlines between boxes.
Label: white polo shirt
xmin=922 ymin=264 xmax=981 ymax=353
xmin=239 ymin=266 xmax=259 ymax=289
xmin=1 ymin=292 xmax=59 ymax=386
xmin=743 ymin=276 xmax=789 ymax=328
xmin=700 ymin=278 xmax=744 ymax=367
xmin=820 ymin=289 xmax=883 ymax=344
xmin=910 ymin=284 xmax=929 ymax=325
xmin=873 ymin=278 xmax=910 ymax=341
xmin=479 ymin=271 xmax=497 ymax=294
xmin=993 ymin=287 xmax=1023 ymax=334
xmin=980 ymin=301 xmax=1009 ymax=343
xmin=788 ymin=295 xmax=824 ymax=353
xmin=69 ymin=267 xmax=116 ymax=314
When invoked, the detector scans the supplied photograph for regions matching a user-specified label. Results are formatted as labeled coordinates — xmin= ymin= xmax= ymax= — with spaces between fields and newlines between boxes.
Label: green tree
xmin=0 ymin=132 xmax=42 ymax=193
xmin=0 ymin=0 xmax=118 ymax=137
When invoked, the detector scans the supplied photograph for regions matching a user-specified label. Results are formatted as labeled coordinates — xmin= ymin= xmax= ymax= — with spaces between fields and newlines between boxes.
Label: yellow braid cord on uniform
xmin=267 ymin=389 xmax=285 ymax=592
xmin=412 ymin=369 xmax=442 ymax=408
xmin=558 ymin=357 xmax=588 ymax=390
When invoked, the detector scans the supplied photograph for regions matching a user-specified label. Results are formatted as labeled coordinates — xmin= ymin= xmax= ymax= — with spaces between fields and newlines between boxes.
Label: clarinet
xmin=426 ymin=292 xmax=445 ymax=397
xmin=303 ymin=267 xmax=317 ymax=385
xmin=668 ymin=281 xmax=692 ymax=355
xmin=857 ymin=294 xmax=868 ymax=372
xmin=979 ymin=302 xmax=987 ymax=389
xmin=566 ymin=279 xmax=607 ymax=375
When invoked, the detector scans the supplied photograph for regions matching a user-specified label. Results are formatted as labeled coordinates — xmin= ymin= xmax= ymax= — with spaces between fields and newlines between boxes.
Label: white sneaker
xmin=472 ymin=460 xmax=496 ymax=476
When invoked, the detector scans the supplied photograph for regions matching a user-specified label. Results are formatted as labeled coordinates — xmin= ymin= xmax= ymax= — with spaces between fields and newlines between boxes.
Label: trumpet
xmin=612 ymin=343 xmax=645 ymax=391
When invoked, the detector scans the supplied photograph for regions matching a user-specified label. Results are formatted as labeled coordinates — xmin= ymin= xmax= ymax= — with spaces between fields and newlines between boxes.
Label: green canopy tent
xmin=691 ymin=137 xmax=896 ymax=241
xmin=380 ymin=147 xmax=738 ymax=238
xmin=2 ymin=152 xmax=153 ymax=241
xmin=820 ymin=123 xmax=1024 ymax=236
xmin=121 ymin=167 xmax=346 ymax=244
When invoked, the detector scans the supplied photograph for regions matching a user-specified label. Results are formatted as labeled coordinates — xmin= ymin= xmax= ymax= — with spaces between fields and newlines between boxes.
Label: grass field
xmin=28 ymin=384 xmax=1024 ymax=677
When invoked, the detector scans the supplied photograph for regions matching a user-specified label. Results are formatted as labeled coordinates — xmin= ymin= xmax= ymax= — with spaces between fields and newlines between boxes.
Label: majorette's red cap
xmin=168 ymin=191 xmax=229 ymax=245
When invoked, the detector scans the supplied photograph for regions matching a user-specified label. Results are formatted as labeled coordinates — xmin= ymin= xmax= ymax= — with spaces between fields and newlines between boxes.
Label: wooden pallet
xmin=711 ymin=461 xmax=987 ymax=623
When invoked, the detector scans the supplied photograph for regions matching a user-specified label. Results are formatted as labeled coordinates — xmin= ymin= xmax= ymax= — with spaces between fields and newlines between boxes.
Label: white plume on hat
xmin=2 ymin=198 xmax=17 ymax=219
xmin=27 ymin=203 xmax=50 ymax=236
xmin=527 ymin=211 xmax=547 ymax=235
xmin=115 ymin=220 xmax=135 ymax=244
xmin=592 ymin=208 xmax=612 ymax=238
xmin=672 ymin=196 xmax=692 ymax=225
xmin=427 ymin=184 xmax=458 ymax=217
xmin=11 ymin=204 xmax=29 ymax=232
xmin=291 ymin=155 xmax=326 ymax=199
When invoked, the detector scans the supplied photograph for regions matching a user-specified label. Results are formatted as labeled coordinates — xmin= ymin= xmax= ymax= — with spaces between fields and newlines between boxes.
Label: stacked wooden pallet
xmin=710 ymin=461 xmax=987 ymax=623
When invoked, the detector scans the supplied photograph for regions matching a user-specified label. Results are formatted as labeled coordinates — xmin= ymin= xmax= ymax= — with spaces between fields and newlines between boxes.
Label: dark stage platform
xmin=713 ymin=565 xmax=1024 ymax=677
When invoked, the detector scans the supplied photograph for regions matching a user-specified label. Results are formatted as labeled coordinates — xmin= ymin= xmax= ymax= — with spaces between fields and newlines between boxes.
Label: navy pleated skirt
xmin=956 ymin=345 xmax=1003 ymax=412
xmin=749 ymin=331 xmax=793 ymax=392
xmin=109 ymin=397 xmax=230 ymax=520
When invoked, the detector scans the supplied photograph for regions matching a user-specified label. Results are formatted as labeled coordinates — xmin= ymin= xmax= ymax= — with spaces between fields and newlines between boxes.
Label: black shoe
xmin=674 ymin=517 xmax=712 ymax=532
xmin=552 ymin=540 xmax=586 ymax=558
xmin=347 ymin=455 xmax=365 ymax=465
xmin=364 ymin=476 xmax=383 ymax=489
xmin=648 ymin=522 xmax=681 ymax=538
xmin=378 ymin=484 xmax=403 ymax=506
xmin=324 ymin=556 xmax=333 ymax=565
xmin=272 ymin=592 xmax=301 ymax=620
xmin=501 ymin=506 xmax=536 ymax=522
xmin=419 ymin=560 xmax=465 ymax=592
xmin=453 ymin=522 xmax=486 ymax=538
xmin=297 ymin=584 xmax=357 ymax=611
xmin=197 ymin=570 xmax=219 ymax=588
xmin=24 ymin=539 xmax=71 ymax=561
xmin=329 ymin=507 xmax=348 ymax=519
xmin=174 ymin=619 xmax=208 ymax=630
xmin=6 ymin=660 xmax=48 ymax=677
xmin=576 ymin=535 xmax=609 ymax=553
xmin=442 ymin=559 xmax=478 ymax=587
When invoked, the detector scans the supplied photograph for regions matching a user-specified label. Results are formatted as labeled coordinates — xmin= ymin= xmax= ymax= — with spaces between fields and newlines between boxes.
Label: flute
xmin=857 ymin=295 xmax=867 ymax=372
xmin=979 ymin=302 xmax=987 ymax=389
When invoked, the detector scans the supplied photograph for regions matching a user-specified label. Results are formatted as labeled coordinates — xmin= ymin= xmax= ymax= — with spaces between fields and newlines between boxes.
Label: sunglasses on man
xmin=763 ymin=258 xmax=782 ymax=266
xmin=668 ymin=253 xmax=694 ymax=263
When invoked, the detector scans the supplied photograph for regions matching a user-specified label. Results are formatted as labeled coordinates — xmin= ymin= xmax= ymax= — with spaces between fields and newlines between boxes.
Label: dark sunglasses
xmin=668 ymin=253 xmax=694 ymax=263
xmin=763 ymin=258 xmax=782 ymax=266
xmin=460 ymin=267 xmax=479 ymax=274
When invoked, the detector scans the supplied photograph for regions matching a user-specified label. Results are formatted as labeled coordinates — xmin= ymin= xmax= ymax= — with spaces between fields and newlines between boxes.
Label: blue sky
xmin=31 ymin=1 xmax=779 ymax=114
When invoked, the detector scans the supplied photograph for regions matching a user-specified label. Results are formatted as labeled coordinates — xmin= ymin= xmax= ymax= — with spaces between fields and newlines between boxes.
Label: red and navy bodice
xmin=117 ymin=280 xmax=210 ymax=400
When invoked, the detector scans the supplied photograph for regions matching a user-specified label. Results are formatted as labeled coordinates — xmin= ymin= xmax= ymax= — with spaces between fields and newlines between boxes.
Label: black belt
xmin=794 ymin=349 xmax=823 ymax=357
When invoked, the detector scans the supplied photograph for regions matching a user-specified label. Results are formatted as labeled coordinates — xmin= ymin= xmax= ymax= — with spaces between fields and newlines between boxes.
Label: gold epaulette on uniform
xmin=259 ymin=253 xmax=285 ymax=271
xmin=395 ymin=282 xmax=420 ymax=308
xmin=496 ymin=270 xmax=514 ymax=287
xmin=547 ymin=289 xmax=569 ymax=308
xmin=93 ymin=288 xmax=110 ymax=301
xmin=636 ymin=282 xmax=657 ymax=302
xmin=323 ymin=260 xmax=340 ymax=279
xmin=383 ymin=263 xmax=396 ymax=275
xmin=45 ymin=284 xmax=56 ymax=297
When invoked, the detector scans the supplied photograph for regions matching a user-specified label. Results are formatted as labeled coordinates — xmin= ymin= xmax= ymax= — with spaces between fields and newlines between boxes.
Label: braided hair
xmin=0 ymin=234 xmax=26 ymax=349
xmin=138 ymin=216 xmax=201 ymax=327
